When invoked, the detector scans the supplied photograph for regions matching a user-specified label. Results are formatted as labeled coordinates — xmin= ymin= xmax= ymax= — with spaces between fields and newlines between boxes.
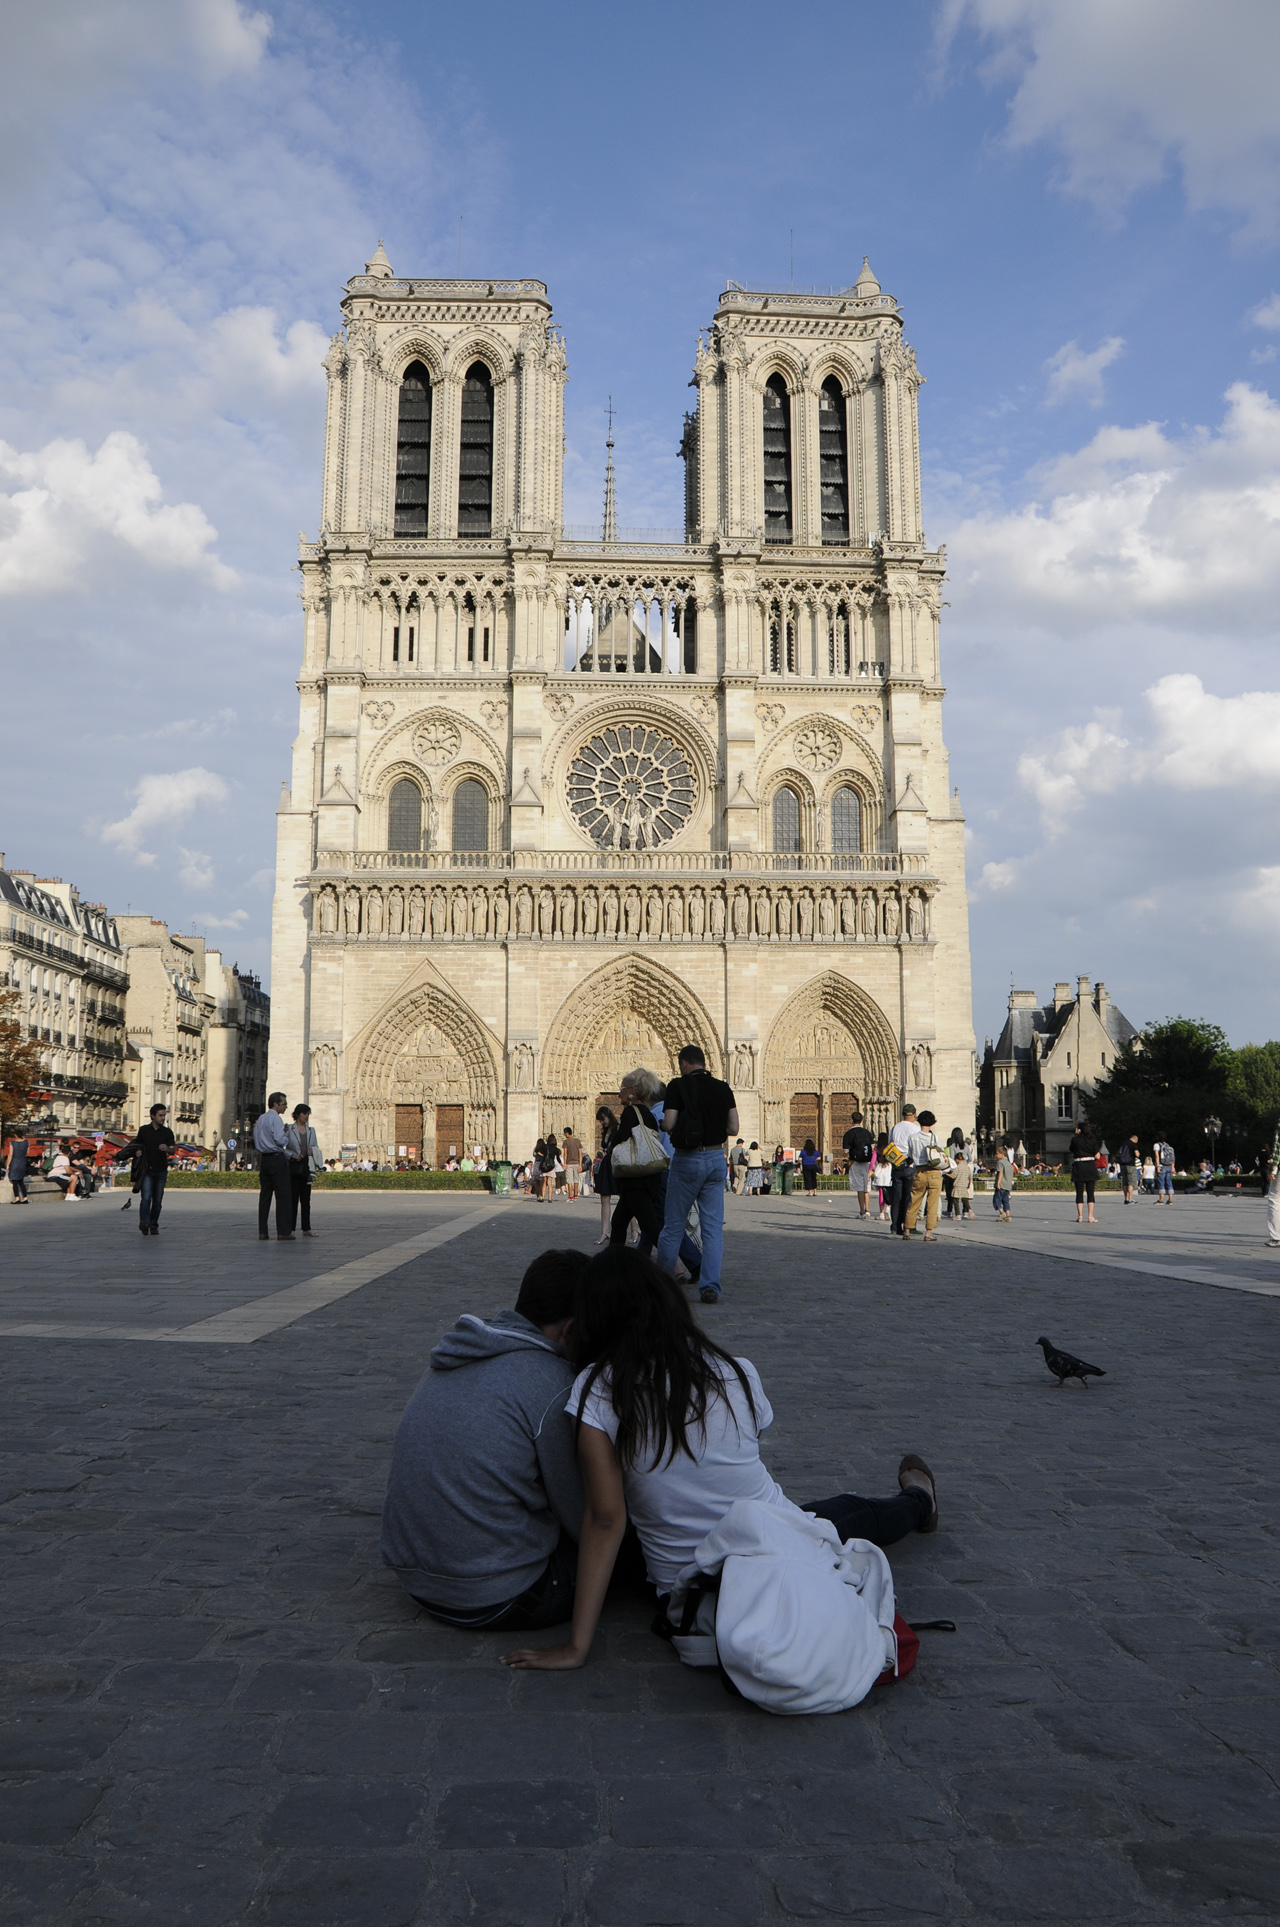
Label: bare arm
xmin=501 ymin=1424 xmax=627 ymax=1671
xmin=726 ymin=1107 xmax=739 ymax=1138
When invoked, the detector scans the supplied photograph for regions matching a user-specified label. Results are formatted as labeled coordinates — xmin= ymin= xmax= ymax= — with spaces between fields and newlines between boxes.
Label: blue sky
xmin=2 ymin=0 xmax=1278 ymax=1047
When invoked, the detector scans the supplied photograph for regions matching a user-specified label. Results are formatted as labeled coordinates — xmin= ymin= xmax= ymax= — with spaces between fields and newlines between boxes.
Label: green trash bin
xmin=779 ymin=1161 xmax=796 ymax=1195
xmin=488 ymin=1160 xmax=513 ymax=1196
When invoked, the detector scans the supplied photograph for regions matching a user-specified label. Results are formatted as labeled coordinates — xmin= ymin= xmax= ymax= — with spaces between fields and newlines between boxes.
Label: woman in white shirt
xmin=501 ymin=1248 xmax=938 ymax=1671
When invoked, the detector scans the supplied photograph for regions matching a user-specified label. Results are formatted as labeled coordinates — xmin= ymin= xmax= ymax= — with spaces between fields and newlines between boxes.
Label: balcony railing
xmin=311 ymin=848 xmax=928 ymax=878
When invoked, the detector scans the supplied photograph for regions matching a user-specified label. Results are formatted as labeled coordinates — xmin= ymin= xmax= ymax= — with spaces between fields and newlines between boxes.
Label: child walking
xmin=992 ymin=1149 xmax=1015 ymax=1222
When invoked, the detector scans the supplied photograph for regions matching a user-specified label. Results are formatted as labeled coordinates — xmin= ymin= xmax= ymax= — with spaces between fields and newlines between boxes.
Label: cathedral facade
xmin=268 ymin=246 xmax=974 ymax=1165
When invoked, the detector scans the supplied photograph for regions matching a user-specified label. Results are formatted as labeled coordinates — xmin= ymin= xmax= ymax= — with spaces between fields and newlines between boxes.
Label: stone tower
xmin=268 ymin=247 xmax=974 ymax=1165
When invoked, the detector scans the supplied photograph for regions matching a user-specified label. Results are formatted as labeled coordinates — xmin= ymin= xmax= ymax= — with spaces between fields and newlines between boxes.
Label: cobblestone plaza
xmin=1 ymin=1192 xmax=1277 ymax=1923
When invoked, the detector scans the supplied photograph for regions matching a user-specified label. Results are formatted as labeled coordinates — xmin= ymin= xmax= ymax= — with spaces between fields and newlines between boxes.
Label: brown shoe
xmin=302 ymin=1229 xmax=316 ymax=1236
xmin=898 ymin=1453 xmax=939 ymax=1532
xmin=259 ymin=1233 xmax=270 ymax=1241
xmin=277 ymin=1234 xmax=296 ymax=1241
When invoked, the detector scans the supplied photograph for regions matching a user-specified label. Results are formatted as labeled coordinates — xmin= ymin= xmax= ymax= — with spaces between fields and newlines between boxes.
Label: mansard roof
xmin=992 ymin=996 xmax=1137 ymax=1067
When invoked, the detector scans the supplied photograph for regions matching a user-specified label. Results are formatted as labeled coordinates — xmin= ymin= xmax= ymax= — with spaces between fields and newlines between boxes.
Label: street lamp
xmin=1204 ymin=1115 xmax=1222 ymax=1172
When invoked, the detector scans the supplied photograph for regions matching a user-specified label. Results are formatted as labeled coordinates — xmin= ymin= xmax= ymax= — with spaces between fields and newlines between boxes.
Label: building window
xmin=1058 ymin=1085 xmax=1074 ymax=1119
xmin=679 ymin=600 xmax=697 ymax=673
xmin=394 ymin=362 xmax=432 ymax=536
xmin=458 ymin=363 xmax=494 ymax=537
xmin=388 ymin=778 xmax=423 ymax=853
xmin=819 ymin=377 xmax=849 ymax=544
xmin=452 ymin=779 xmax=489 ymax=852
xmin=830 ymin=785 xmax=862 ymax=853
xmin=762 ymin=374 xmax=792 ymax=543
xmin=392 ymin=625 xmax=400 ymax=662
xmin=772 ymin=785 xmax=801 ymax=853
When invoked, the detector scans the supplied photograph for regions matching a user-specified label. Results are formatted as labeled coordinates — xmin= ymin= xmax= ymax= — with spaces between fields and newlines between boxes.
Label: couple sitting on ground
xmin=381 ymin=1244 xmax=938 ymax=1669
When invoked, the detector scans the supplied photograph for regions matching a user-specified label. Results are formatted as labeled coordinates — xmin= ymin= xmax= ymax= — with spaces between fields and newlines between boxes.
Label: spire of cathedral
xmin=602 ymin=398 xmax=617 ymax=543
xmin=365 ymin=240 xmax=393 ymax=278
xmin=853 ymin=256 xmax=880 ymax=297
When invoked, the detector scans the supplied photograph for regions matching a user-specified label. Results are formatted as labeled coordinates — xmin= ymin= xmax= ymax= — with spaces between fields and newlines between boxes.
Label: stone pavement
xmin=1 ymin=1188 xmax=1278 ymax=1925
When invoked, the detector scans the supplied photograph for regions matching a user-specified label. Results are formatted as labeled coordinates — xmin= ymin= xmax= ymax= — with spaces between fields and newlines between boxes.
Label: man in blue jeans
xmin=656 ymin=1046 xmax=738 ymax=1304
xmin=123 ymin=1103 xmax=176 ymax=1237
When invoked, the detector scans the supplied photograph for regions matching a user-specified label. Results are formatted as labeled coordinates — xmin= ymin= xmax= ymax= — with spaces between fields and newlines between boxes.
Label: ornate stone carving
xmin=510 ymin=1043 xmax=534 ymax=1090
xmin=480 ymin=698 xmax=509 ymax=729
xmin=756 ymin=702 xmax=785 ymax=733
xmin=567 ymin=725 xmax=696 ymax=850
xmin=731 ymin=1042 xmax=756 ymax=1087
xmin=794 ymin=722 xmax=842 ymax=771
xmin=414 ymin=717 xmax=461 ymax=766
xmin=851 ymin=704 xmax=879 ymax=732
xmin=692 ymin=692 xmax=717 ymax=721
xmin=546 ymin=688 xmax=575 ymax=721
xmin=363 ymin=701 xmax=395 ymax=728
xmin=311 ymin=1043 xmax=337 ymax=1090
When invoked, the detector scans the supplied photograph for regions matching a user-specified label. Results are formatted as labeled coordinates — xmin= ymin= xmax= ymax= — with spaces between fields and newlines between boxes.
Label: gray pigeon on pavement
xmin=1037 ymin=1336 xmax=1105 ymax=1388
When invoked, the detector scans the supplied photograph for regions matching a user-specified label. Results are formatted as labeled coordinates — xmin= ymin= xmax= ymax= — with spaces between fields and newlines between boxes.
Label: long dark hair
xmin=571 ymin=1247 xmax=758 ymax=1470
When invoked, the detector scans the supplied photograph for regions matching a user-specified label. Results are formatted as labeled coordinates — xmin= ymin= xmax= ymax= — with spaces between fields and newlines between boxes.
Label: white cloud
xmin=199 ymin=908 xmax=250 ymax=930
xmin=1044 ymin=336 xmax=1124 ymax=408
xmin=946 ymin=383 xmax=1280 ymax=631
xmin=1018 ymin=676 xmax=1280 ymax=828
xmin=975 ymin=861 xmax=1019 ymax=894
xmin=1247 ymin=294 xmax=1280 ymax=331
xmin=0 ymin=433 xmax=232 ymax=594
xmin=102 ymin=768 xmax=230 ymax=862
xmin=940 ymin=0 xmax=1280 ymax=233
xmin=178 ymin=848 xmax=216 ymax=890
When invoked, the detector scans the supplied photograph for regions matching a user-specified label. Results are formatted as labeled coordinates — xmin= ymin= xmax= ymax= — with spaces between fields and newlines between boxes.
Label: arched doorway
xmin=762 ymin=973 xmax=897 ymax=1154
xmin=352 ymin=983 xmax=499 ymax=1164
xmin=541 ymin=957 xmax=721 ymax=1151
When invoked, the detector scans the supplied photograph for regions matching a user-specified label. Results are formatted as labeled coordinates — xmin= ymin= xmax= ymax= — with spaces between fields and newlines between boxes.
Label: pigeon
xmin=1037 ymin=1336 xmax=1105 ymax=1388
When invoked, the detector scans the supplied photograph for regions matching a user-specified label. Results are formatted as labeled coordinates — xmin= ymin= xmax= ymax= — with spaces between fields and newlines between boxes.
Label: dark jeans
xmin=415 ymin=1534 xmax=580 ymax=1632
xmin=139 ymin=1170 xmax=167 ymax=1230
xmin=611 ymin=1177 xmax=666 ymax=1249
xmin=889 ymin=1165 xmax=916 ymax=1234
xmin=805 ymin=1488 xmax=932 ymax=1547
xmin=290 ymin=1170 xmax=312 ymax=1231
xmin=258 ymin=1152 xmax=293 ymax=1235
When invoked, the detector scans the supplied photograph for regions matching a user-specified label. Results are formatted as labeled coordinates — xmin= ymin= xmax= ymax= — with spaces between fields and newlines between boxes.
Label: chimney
xmin=1076 ymin=975 xmax=1090 ymax=1001
xmin=1009 ymin=990 xmax=1037 ymax=1009
xmin=1094 ymin=981 xmax=1109 ymax=1011
xmin=1053 ymin=982 xmax=1072 ymax=1009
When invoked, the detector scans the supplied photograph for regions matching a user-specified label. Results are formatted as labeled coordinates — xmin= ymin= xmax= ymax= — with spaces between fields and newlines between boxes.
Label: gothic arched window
xmin=452 ymin=778 xmax=489 ymax=851
xmin=388 ymin=778 xmax=423 ymax=852
xmin=772 ymin=785 xmax=801 ymax=853
xmin=831 ymin=785 xmax=862 ymax=854
xmin=819 ymin=376 xmax=849 ymax=545
xmin=458 ymin=363 xmax=494 ymax=537
xmin=394 ymin=362 xmax=432 ymax=536
xmin=762 ymin=374 xmax=792 ymax=544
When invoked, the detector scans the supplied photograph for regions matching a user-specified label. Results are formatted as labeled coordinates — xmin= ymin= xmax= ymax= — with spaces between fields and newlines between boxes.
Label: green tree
xmin=1085 ymin=1017 xmax=1234 ymax=1162
xmin=1225 ymin=1041 xmax=1280 ymax=1163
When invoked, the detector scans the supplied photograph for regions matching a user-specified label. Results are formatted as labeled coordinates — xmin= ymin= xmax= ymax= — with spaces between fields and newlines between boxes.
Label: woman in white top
xmin=502 ymin=1248 xmax=939 ymax=1671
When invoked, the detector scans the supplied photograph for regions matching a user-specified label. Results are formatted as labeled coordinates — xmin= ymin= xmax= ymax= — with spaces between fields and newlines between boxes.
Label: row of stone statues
xmin=315 ymin=880 xmax=933 ymax=943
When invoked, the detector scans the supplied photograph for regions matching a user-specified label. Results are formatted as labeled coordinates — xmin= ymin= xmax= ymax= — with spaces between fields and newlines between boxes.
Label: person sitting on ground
xmin=382 ymin=1248 xmax=591 ymax=1630
xmin=501 ymin=1247 xmax=938 ymax=1672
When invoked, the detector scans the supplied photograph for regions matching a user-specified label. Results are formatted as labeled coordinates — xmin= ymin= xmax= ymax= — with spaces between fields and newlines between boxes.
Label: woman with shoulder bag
xmin=593 ymin=1108 xmax=617 ymax=1244
xmin=904 ymin=1111 xmax=944 ymax=1242
xmin=607 ymin=1070 xmax=669 ymax=1253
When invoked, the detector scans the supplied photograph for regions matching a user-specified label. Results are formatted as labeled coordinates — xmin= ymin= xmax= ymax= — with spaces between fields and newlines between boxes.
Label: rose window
xmin=568 ymin=725 xmax=696 ymax=849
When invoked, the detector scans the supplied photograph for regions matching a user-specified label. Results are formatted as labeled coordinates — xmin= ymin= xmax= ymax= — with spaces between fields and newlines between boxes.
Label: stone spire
xmin=364 ymin=240 xmax=393 ymax=278
xmin=853 ymin=256 xmax=880 ymax=297
xmin=602 ymin=398 xmax=617 ymax=543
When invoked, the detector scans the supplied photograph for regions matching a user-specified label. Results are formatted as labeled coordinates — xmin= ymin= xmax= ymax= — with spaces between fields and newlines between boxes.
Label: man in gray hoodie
xmin=381 ymin=1248 xmax=589 ymax=1630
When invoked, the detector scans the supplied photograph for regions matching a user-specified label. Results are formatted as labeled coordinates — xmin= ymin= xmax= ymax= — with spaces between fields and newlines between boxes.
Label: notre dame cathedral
xmin=268 ymin=244 xmax=974 ymax=1165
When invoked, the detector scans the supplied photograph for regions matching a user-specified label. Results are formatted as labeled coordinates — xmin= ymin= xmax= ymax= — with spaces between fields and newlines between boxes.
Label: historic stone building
xmin=268 ymin=247 xmax=974 ymax=1164
xmin=979 ymin=976 xmax=1136 ymax=1161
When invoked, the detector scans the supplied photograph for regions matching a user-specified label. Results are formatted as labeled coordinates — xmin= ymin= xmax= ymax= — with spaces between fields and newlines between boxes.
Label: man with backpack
xmin=1152 ymin=1135 xmax=1176 ymax=1205
xmin=842 ymin=1110 xmax=875 ymax=1220
xmin=656 ymin=1045 xmax=738 ymax=1305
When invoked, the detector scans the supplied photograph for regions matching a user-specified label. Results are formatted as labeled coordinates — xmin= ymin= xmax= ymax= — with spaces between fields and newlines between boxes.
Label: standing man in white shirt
xmin=888 ymin=1103 xmax=920 ymax=1237
xmin=254 ymin=1092 xmax=294 ymax=1241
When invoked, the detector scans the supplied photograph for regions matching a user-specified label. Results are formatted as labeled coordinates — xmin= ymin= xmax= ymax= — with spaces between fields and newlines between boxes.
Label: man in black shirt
xmin=1116 ymin=1132 xmax=1139 ymax=1205
xmin=122 ymin=1104 xmax=176 ymax=1237
xmin=657 ymin=1045 xmax=738 ymax=1305
xmin=841 ymin=1111 xmax=876 ymax=1220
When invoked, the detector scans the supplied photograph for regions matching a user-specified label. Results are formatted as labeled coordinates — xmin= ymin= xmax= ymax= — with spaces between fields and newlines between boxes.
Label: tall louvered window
xmin=388 ymin=779 xmax=423 ymax=852
xmin=452 ymin=779 xmax=489 ymax=851
xmin=831 ymin=785 xmax=862 ymax=853
xmin=773 ymin=785 xmax=801 ymax=853
xmin=762 ymin=375 xmax=792 ymax=544
xmin=819 ymin=377 xmax=849 ymax=544
xmin=458 ymin=363 xmax=494 ymax=537
xmin=395 ymin=363 xmax=432 ymax=535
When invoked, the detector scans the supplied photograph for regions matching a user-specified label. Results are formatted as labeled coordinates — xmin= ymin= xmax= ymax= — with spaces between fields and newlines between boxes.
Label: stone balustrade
xmin=312 ymin=847 xmax=926 ymax=876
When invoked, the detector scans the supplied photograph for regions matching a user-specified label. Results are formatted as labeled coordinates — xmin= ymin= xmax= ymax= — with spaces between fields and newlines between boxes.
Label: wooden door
xmin=829 ymin=1092 xmax=861 ymax=1158
xmin=394 ymin=1105 xmax=423 ymax=1164
xmin=435 ymin=1104 xmax=464 ymax=1168
xmin=789 ymin=1092 xmax=820 ymax=1154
